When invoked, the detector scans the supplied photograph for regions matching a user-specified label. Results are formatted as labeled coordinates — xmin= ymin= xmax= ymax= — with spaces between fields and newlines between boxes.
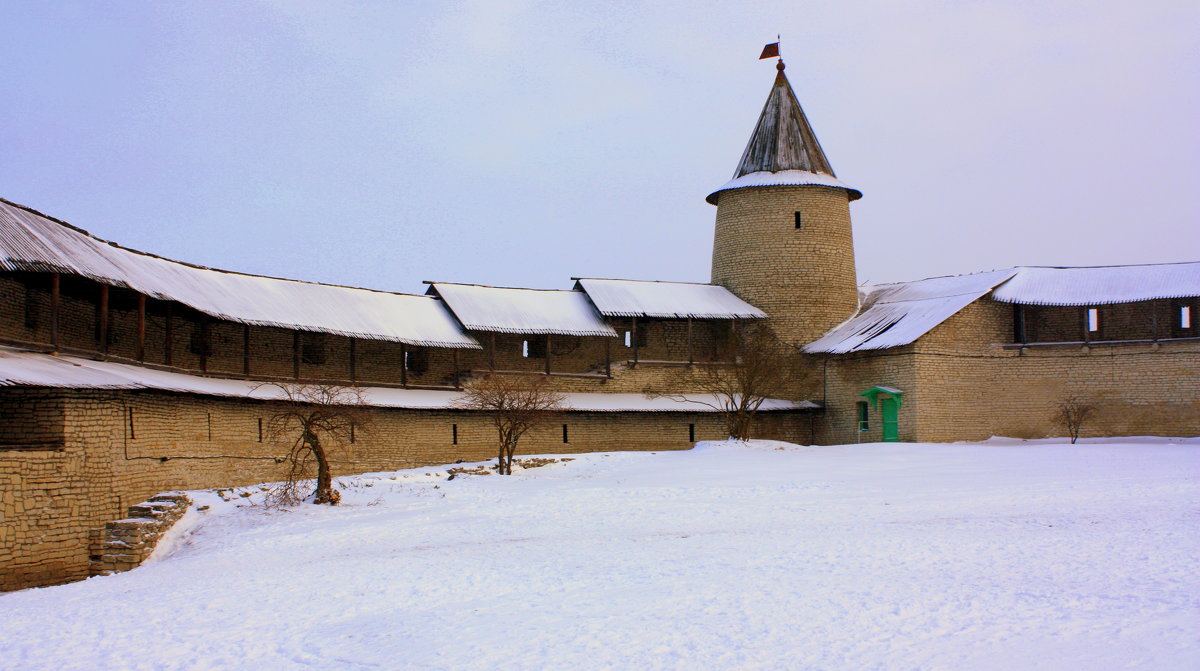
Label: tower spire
xmin=733 ymin=65 xmax=836 ymax=179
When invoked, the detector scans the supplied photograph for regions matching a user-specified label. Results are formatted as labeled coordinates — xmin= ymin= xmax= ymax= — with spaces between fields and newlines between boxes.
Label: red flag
xmin=759 ymin=42 xmax=779 ymax=59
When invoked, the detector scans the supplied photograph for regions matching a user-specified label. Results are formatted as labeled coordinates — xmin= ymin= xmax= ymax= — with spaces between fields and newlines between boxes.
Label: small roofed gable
xmin=574 ymin=278 xmax=766 ymax=319
xmin=428 ymin=283 xmax=617 ymax=337
xmin=990 ymin=262 xmax=1200 ymax=306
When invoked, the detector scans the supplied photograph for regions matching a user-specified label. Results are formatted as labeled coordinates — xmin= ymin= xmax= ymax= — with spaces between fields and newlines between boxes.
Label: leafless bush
xmin=1053 ymin=397 xmax=1096 ymax=444
xmin=645 ymin=322 xmax=813 ymax=440
xmin=453 ymin=374 xmax=566 ymax=475
xmin=258 ymin=383 xmax=373 ymax=505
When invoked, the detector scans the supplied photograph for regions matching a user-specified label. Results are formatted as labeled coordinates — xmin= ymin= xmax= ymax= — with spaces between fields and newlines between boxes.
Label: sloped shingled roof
xmin=574 ymin=278 xmax=766 ymax=319
xmin=806 ymin=262 xmax=1200 ymax=353
xmin=428 ymin=283 xmax=617 ymax=337
xmin=0 ymin=199 xmax=480 ymax=349
xmin=804 ymin=269 xmax=1019 ymax=354
xmin=991 ymin=262 xmax=1200 ymax=306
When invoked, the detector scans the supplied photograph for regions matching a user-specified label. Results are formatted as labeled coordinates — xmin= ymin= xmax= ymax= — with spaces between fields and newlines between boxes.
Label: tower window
xmin=794 ymin=212 xmax=803 ymax=229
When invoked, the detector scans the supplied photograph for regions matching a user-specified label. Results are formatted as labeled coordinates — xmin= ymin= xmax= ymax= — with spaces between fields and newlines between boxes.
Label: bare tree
xmin=453 ymin=374 xmax=567 ymax=475
xmin=1053 ymin=397 xmax=1096 ymax=444
xmin=645 ymin=322 xmax=812 ymax=440
xmin=260 ymin=383 xmax=373 ymax=505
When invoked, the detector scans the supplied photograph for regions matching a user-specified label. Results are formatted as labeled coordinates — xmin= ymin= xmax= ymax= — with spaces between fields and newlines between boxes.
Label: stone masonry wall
xmin=711 ymin=185 xmax=858 ymax=346
xmin=1 ymin=386 xmax=805 ymax=591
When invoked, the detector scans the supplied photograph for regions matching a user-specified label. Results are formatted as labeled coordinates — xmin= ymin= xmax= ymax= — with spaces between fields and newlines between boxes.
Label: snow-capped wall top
xmin=991 ymin=262 xmax=1200 ymax=306
xmin=0 ymin=346 xmax=808 ymax=412
xmin=805 ymin=269 xmax=1019 ymax=353
xmin=0 ymin=199 xmax=480 ymax=349
xmin=574 ymin=278 xmax=766 ymax=319
xmin=427 ymin=283 xmax=617 ymax=337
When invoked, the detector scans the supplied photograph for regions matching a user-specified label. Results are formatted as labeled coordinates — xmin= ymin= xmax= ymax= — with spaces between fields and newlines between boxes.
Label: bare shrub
xmin=1053 ymin=397 xmax=1096 ymax=444
xmin=645 ymin=322 xmax=813 ymax=440
xmin=259 ymin=383 xmax=373 ymax=505
xmin=453 ymin=374 xmax=566 ymax=475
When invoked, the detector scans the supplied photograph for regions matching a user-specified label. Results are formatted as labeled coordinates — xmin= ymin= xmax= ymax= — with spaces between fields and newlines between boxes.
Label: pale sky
xmin=3 ymin=1 xmax=1197 ymax=292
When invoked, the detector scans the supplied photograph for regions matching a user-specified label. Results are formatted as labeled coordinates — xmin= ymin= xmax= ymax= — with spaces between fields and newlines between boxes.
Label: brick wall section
xmin=816 ymin=298 xmax=1200 ymax=443
xmin=711 ymin=185 xmax=858 ymax=346
xmin=1 ymin=386 xmax=806 ymax=591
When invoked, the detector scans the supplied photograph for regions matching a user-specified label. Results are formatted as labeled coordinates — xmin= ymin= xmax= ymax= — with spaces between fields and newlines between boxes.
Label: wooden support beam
xmin=631 ymin=316 xmax=639 ymax=366
xmin=49 ymin=273 xmax=61 ymax=352
xmin=135 ymin=293 xmax=146 ymax=361
xmin=1151 ymin=300 xmax=1159 ymax=342
xmin=605 ymin=336 xmax=611 ymax=378
xmin=1082 ymin=307 xmax=1090 ymax=344
xmin=544 ymin=334 xmax=552 ymax=375
xmin=489 ymin=333 xmax=496 ymax=370
xmin=686 ymin=316 xmax=694 ymax=365
xmin=348 ymin=337 xmax=357 ymax=382
xmin=198 ymin=317 xmax=209 ymax=372
xmin=164 ymin=303 xmax=173 ymax=366
xmin=98 ymin=284 xmax=110 ymax=358
xmin=453 ymin=349 xmax=461 ymax=389
xmin=400 ymin=343 xmax=408 ymax=388
xmin=242 ymin=324 xmax=251 ymax=377
xmin=292 ymin=331 xmax=301 ymax=379
xmin=1013 ymin=304 xmax=1027 ymax=344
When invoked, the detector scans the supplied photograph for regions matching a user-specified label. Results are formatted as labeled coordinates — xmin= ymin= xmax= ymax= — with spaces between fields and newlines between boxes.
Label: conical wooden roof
xmin=734 ymin=62 xmax=835 ymax=178
xmin=707 ymin=62 xmax=861 ymax=204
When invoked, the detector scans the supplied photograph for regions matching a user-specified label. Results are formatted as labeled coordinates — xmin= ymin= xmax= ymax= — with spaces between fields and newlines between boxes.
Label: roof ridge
xmin=429 ymin=281 xmax=579 ymax=292
xmin=573 ymin=277 xmax=718 ymax=286
xmin=1013 ymin=261 xmax=1200 ymax=270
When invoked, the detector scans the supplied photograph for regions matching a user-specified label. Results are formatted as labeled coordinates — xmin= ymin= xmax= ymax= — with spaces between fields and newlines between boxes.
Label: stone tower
xmin=709 ymin=60 xmax=862 ymax=346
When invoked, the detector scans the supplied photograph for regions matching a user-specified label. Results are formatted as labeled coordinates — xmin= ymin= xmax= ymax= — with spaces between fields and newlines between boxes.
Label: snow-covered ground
xmin=3 ymin=438 xmax=1198 ymax=670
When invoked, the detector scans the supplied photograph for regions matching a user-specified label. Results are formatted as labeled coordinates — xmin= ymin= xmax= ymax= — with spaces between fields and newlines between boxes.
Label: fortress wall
xmin=1 ymin=386 xmax=802 ymax=591
xmin=818 ymin=300 xmax=1200 ymax=444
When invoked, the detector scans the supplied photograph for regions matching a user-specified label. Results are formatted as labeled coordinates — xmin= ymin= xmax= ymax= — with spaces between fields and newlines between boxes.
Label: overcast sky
xmin=3 ymin=1 xmax=1197 ymax=292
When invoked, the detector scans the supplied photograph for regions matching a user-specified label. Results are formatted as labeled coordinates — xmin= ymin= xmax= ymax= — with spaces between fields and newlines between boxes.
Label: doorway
xmin=880 ymin=397 xmax=899 ymax=442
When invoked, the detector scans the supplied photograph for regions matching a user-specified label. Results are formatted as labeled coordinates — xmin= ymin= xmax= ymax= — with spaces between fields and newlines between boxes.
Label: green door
xmin=881 ymin=397 xmax=899 ymax=442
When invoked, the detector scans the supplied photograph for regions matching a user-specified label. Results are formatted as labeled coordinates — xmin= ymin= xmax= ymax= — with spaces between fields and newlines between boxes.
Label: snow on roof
xmin=990 ymin=262 xmax=1200 ymax=306
xmin=0 ymin=199 xmax=480 ymax=349
xmin=573 ymin=278 xmax=766 ymax=319
xmin=0 ymin=346 xmax=809 ymax=412
xmin=429 ymin=283 xmax=617 ymax=337
xmin=805 ymin=269 xmax=1018 ymax=354
xmin=706 ymin=170 xmax=862 ymax=205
